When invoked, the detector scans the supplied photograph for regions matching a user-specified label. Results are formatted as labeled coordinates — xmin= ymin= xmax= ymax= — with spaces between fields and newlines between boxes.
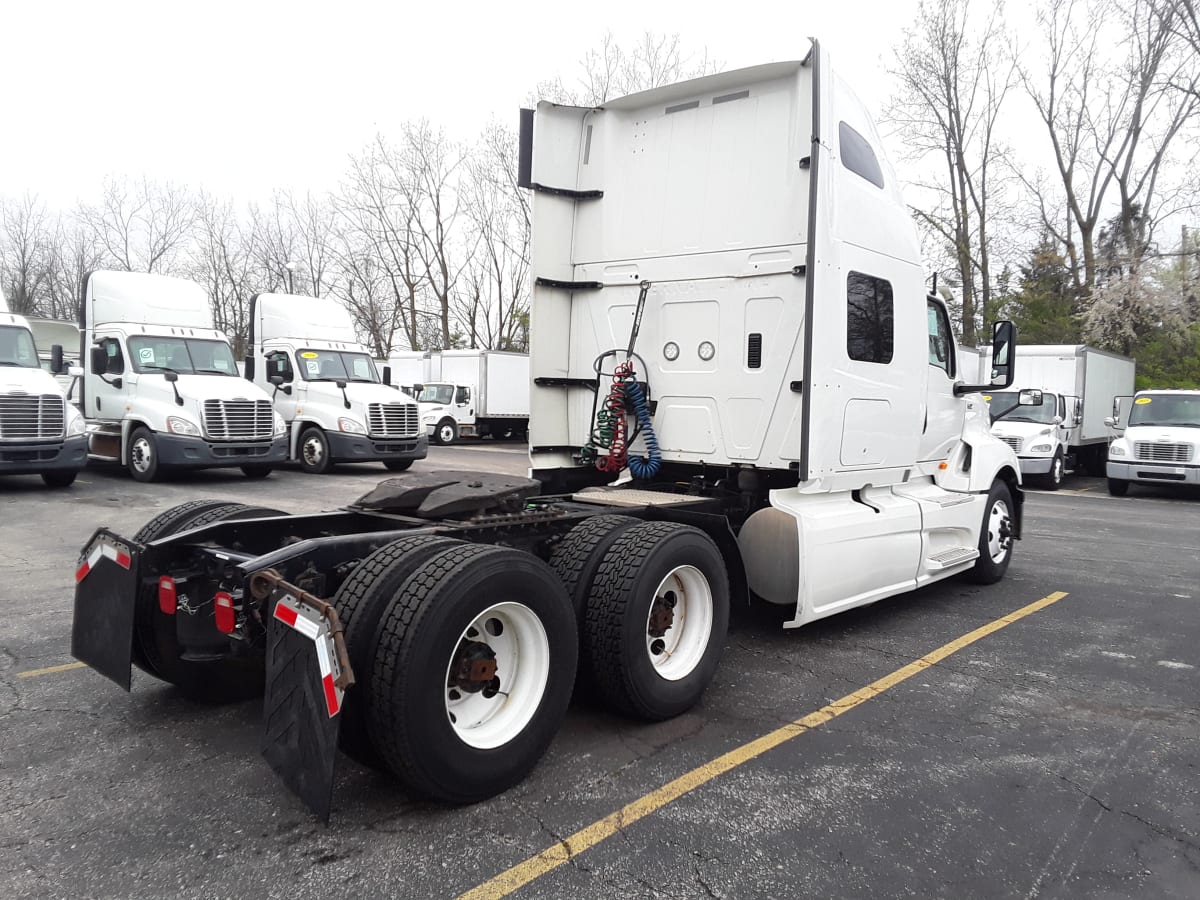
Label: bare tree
xmin=0 ymin=193 xmax=53 ymax=314
xmin=538 ymin=31 xmax=719 ymax=105
xmin=888 ymin=0 xmax=1017 ymax=344
xmin=1020 ymin=0 xmax=1199 ymax=301
xmin=42 ymin=218 xmax=102 ymax=321
xmin=192 ymin=193 xmax=255 ymax=355
xmin=78 ymin=176 xmax=195 ymax=274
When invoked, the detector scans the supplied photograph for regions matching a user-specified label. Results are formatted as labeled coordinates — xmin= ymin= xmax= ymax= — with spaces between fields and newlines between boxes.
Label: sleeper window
xmin=847 ymin=273 xmax=894 ymax=364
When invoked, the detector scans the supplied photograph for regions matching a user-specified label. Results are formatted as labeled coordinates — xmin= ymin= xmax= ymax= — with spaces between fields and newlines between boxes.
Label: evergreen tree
xmin=1003 ymin=234 xmax=1079 ymax=343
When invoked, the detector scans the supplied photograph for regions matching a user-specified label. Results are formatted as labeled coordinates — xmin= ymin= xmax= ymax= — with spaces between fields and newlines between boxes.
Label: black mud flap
xmin=261 ymin=592 xmax=349 ymax=824
xmin=71 ymin=529 xmax=140 ymax=691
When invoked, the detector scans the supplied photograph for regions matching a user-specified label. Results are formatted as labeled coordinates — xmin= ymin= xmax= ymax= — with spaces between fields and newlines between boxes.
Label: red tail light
xmin=214 ymin=592 xmax=236 ymax=634
xmin=158 ymin=577 xmax=177 ymax=615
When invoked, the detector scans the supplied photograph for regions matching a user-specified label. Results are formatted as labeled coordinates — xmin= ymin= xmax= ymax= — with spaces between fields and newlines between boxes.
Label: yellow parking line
xmin=16 ymin=661 xmax=87 ymax=678
xmin=460 ymin=590 xmax=1070 ymax=900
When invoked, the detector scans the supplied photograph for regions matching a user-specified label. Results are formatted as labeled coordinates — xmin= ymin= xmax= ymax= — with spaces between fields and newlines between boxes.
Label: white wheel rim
xmin=303 ymin=435 xmax=324 ymax=466
xmin=986 ymin=499 xmax=1012 ymax=563
xmin=439 ymin=424 xmax=454 ymax=443
xmin=645 ymin=565 xmax=713 ymax=681
xmin=131 ymin=437 xmax=152 ymax=473
xmin=443 ymin=601 xmax=549 ymax=750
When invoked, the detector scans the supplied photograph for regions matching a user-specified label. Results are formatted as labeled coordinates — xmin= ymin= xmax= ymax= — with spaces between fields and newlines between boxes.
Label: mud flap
xmin=261 ymin=593 xmax=349 ymax=824
xmin=71 ymin=530 xmax=139 ymax=690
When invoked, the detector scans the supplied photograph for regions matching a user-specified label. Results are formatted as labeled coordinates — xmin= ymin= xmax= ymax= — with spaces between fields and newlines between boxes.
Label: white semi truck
xmin=72 ymin=47 xmax=1027 ymax=819
xmin=27 ymin=317 xmax=82 ymax=395
xmin=79 ymin=271 xmax=288 ymax=482
xmin=983 ymin=344 xmax=1135 ymax=489
xmin=415 ymin=349 xmax=530 ymax=443
xmin=1105 ymin=389 xmax=1200 ymax=495
xmin=245 ymin=293 xmax=427 ymax=474
xmin=0 ymin=289 xmax=88 ymax=486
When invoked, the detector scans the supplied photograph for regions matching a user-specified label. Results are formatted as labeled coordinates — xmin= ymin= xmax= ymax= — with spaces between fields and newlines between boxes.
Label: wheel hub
xmin=449 ymin=639 xmax=498 ymax=694
xmin=648 ymin=590 xmax=677 ymax=639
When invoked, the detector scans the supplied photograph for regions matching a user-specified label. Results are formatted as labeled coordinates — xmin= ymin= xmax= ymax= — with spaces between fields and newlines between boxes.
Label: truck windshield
xmin=1128 ymin=394 xmax=1200 ymax=428
xmin=0 ymin=326 xmax=41 ymax=368
xmin=987 ymin=391 xmax=1059 ymax=424
xmin=417 ymin=383 xmax=454 ymax=405
xmin=128 ymin=337 xmax=239 ymax=376
xmin=295 ymin=349 xmax=379 ymax=383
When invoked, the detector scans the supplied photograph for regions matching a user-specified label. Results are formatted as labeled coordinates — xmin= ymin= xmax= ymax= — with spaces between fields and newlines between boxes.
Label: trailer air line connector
xmin=580 ymin=281 xmax=662 ymax=478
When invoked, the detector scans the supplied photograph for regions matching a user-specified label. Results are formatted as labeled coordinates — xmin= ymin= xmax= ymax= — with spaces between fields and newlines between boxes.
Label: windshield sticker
xmin=138 ymin=347 xmax=156 ymax=363
xmin=301 ymin=351 xmax=319 ymax=359
xmin=306 ymin=359 xmax=321 ymax=375
xmin=1134 ymin=397 xmax=1152 ymax=405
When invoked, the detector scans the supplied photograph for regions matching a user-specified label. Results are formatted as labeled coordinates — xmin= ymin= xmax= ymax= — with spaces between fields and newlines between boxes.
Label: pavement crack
xmin=1057 ymin=774 xmax=1112 ymax=811
xmin=1119 ymin=808 xmax=1200 ymax=851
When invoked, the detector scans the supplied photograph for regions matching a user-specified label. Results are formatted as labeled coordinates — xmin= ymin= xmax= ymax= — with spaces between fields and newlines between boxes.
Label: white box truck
xmin=415 ymin=349 xmax=530 ymax=443
xmin=983 ymin=344 xmax=1135 ymax=488
xmin=384 ymin=350 xmax=431 ymax=397
xmin=79 ymin=271 xmax=289 ymax=482
xmin=72 ymin=46 xmax=1030 ymax=816
xmin=0 ymin=289 xmax=88 ymax=486
xmin=245 ymin=293 xmax=427 ymax=474
xmin=1105 ymin=389 xmax=1200 ymax=495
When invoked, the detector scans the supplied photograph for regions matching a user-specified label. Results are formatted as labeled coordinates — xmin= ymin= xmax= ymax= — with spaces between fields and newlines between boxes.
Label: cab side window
xmin=926 ymin=300 xmax=955 ymax=377
xmin=103 ymin=338 xmax=125 ymax=375
xmin=266 ymin=351 xmax=293 ymax=382
xmin=455 ymin=386 xmax=470 ymax=405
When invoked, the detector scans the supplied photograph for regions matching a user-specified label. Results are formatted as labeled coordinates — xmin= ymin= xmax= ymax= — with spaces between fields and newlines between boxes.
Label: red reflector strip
xmin=75 ymin=562 xmax=90 ymax=583
xmin=158 ymin=577 xmax=177 ymax=615
xmin=322 ymin=673 xmax=340 ymax=717
xmin=273 ymin=603 xmax=299 ymax=628
xmin=114 ymin=551 xmax=132 ymax=570
xmin=214 ymin=592 xmax=235 ymax=634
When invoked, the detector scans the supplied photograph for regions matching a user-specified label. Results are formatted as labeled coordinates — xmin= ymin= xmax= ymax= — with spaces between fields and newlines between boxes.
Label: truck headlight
xmin=338 ymin=417 xmax=366 ymax=434
xmin=1110 ymin=444 xmax=1126 ymax=457
xmin=166 ymin=416 xmax=200 ymax=436
xmin=67 ymin=413 xmax=86 ymax=436
xmin=273 ymin=412 xmax=287 ymax=436
xmin=1031 ymin=443 xmax=1052 ymax=453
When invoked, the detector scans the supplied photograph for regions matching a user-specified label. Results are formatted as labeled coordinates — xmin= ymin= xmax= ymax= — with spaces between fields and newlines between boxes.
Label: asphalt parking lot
xmin=1 ymin=455 xmax=1197 ymax=899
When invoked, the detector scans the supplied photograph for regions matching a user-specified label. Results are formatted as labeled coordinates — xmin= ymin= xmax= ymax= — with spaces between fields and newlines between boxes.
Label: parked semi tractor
xmin=0 ymin=289 xmax=88 ymax=486
xmin=982 ymin=344 xmax=1135 ymax=489
xmin=79 ymin=271 xmax=288 ymax=482
xmin=244 ymin=293 xmax=426 ymax=474
xmin=72 ymin=48 xmax=1025 ymax=819
xmin=1105 ymin=389 xmax=1200 ymax=495
xmin=415 ymin=349 xmax=530 ymax=443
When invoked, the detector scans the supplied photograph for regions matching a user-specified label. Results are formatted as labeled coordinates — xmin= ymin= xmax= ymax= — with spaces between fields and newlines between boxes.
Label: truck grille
xmin=368 ymin=402 xmax=420 ymax=438
xmin=998 ymin=436 xmax=1022 ymax=452
xmin=0 ymin=393 xmax=65 ymax=441
xmin=1134 ymin=441 xmax=1193 ymax=463
xmin=202 ymin=399 xmax=274 ymax=441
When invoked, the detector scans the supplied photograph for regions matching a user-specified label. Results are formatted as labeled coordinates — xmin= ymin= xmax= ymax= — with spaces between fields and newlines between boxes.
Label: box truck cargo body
xmin=985 ymin=344 xmax=1134 ymax=487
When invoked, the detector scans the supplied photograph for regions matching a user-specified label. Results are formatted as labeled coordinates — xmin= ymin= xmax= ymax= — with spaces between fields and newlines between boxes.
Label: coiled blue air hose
xmin=624 ymin=378 xmax=661 ymax=479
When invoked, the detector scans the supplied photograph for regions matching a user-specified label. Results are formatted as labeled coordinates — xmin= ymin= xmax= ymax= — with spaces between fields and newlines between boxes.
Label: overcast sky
xmin=2 ymin=0 xmax=924 ymax=206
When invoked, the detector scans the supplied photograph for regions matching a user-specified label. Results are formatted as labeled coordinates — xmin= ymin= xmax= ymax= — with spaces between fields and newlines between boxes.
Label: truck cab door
xmin=87 ymin=336 xmax=130 ymax=422
xmin=455 ymin=385 xmax=473 ymax=424
xmin=265 ymin=349 xmax=299 ymax=422
xmin=916 ymin=299 xmax=964 ymax=462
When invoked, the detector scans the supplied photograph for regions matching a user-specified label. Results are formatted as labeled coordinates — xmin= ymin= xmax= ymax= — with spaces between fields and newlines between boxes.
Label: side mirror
xmin=1103 ymin=416 xmax=1117 ymax=427
xmin=90 ymin=346 xmax=108 ymax=375
xmin=1018 ymin=389 xmax=1042 ymax=406
xmin=269 ymin=375 xmax=283 ymax=387
xmin=1052 ymin=415 xmax=1064 ymax=426
xmin=336 ymin=379 xmax=348 ymax=390
xmin=67 ymin=365 xmax=84 ymax=378
xmin=244 ymin=355 xmax=255 ymax=381
xmin=163 ymin=371 xmax=179 ymax=383
xmin=382 ymin=365 xmax=392 ymax=386
xmin=50 ymin=344 xmax=65 ymax=374
xmin=989 ymin=320 xmax=1016 ymax=388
